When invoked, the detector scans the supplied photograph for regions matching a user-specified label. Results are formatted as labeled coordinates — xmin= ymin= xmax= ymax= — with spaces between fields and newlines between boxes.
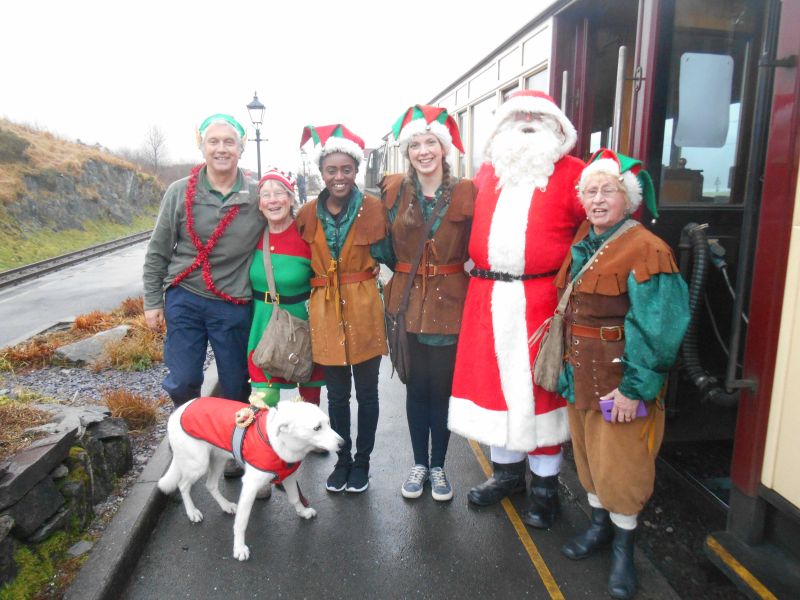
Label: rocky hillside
xmin=0 ymin=120 xmax=163 ymax=269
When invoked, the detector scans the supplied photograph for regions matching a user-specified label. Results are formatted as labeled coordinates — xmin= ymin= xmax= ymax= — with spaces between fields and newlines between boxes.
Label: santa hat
xmin=391 ymin=105 xmax=464 ymax=157
xmin=580 ymin=148 xmax=658 ymax=218
xmin=196 ymin=113 xmax=246 ymax=148
xmin=300 ymin=124 xmax=365 ymax=166
xmin=492 ymin=90 xmax=577 ymax=156
xmin=258 ymin=166 xmax=296 ymax=194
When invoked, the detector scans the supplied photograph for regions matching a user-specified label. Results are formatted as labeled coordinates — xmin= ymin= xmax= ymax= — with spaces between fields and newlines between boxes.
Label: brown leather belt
xmin=394 ymin=262 xmax=464 ymax=276
xmin=571 ymin=323 xmax=625 ymax=341
xmin=310 ymin=270 xmax=376 ymax=288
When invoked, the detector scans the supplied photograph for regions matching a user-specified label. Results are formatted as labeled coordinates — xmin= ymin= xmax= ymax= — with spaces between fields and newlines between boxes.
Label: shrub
xmin=0 ymin=400 xmax=53 ymax=462
xmin=98 ymin=324 xmax=162 ymax=372
xmin=0 ymin=127 xmax=30 ymax=164
xmin=72 ymin=310 xmax=111 ymax=332
xmin=115 ymin=296 xmax=144 ymax=318
xmin=102 ymin=389 xmax=168 ymax=431
xmin=0 ymin=339 xmax=55 ymax=370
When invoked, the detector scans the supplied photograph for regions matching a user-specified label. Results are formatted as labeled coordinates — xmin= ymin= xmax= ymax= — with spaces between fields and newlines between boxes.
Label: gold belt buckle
xmin=266 ymin=292 xmax=280 ymax=304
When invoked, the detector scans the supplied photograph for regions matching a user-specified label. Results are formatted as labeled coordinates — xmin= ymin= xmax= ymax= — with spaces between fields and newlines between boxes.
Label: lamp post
xmin=246 ymin=91 xmax=265 ymax=179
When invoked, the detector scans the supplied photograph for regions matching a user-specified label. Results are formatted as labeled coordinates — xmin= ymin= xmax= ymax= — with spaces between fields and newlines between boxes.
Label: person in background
xmin=376 ymin=105 xmax=475 ymax=501
xmin=143 ymin=114 xmax=262 ymax=409
xmin=295 ymin=124 xmax=388 ymax=494
xmin=246 ymin=167 xmax=324 ymax=409
xmin=556 ymin=150 xmax=689 ymax=599
xmin=448 ymin=91 xmax=585 ymax=528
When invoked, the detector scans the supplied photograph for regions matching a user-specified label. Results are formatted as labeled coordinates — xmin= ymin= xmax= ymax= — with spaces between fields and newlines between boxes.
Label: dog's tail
xmin=157 ymin=460 xmax=181 ymax=494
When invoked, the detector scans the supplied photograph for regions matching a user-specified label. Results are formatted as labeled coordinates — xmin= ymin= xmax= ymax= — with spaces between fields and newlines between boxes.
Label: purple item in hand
xmin=599 ymin=398 xmax=648 ymax=422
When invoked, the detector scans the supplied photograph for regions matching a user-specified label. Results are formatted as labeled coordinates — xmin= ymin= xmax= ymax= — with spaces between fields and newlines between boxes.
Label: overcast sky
xmin=2 ymin=0 xmax=536 ymax=174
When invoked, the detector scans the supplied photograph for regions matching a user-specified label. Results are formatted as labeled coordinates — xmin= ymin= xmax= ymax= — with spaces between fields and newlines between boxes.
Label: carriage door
xmin=552 ymin=0 xmax=641 ymax=159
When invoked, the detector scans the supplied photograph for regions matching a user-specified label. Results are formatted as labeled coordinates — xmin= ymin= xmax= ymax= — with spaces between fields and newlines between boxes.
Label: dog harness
xmin=180 ymin=396 xmax=300 ymax=483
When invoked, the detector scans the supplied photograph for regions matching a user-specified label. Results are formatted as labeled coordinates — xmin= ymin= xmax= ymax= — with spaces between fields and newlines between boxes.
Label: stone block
xmin=54 ymin=325 xmax=130 ymax=364
xmin=4 ymin=476 xmax=64 ymax=540
xmin=0 ymin=429 xmax=77 ymax=510
xmin=28 ymin=504 xmax=72 ymax=543
xmin=80 ymin=434 xmax=112 ymax=504
xmin=0 ymin=515 xmax=17 ymax=587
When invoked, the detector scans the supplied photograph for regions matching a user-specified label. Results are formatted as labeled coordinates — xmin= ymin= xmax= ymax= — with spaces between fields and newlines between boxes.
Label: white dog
xmin=158 ymin=397 xmax=342 ymax=561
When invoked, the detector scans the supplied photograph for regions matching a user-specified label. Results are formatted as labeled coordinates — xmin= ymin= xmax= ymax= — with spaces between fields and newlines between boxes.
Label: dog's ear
xmin=277 ymin=422 xmax=290 ymax=437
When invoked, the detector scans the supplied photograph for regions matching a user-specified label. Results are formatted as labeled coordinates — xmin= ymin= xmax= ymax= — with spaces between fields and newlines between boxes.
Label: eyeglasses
xmin=260 ymin=191 xmax=290 ymax=200
xmin=581 ymin=185 xmax=622 ymax=199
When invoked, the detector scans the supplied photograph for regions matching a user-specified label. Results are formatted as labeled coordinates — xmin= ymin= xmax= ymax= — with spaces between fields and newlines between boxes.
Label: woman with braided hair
xmin=376 ymin=105 xmax=476 ymax=501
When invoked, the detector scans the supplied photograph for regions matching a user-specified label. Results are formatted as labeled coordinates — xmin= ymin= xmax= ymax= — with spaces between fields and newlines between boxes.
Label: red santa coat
xmin=180 ymin=397 xmax=300 ymax=482
xmin=449 ymin=156 xmax=585 ymax=452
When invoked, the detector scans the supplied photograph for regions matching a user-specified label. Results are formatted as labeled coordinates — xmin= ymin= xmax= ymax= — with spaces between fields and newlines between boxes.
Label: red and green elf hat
xmin=391 ymin=105 xmax=464 ymax=156
xmin=300 ymin=124 xmax=365 ymax=166
xmin=580 ymin=148 xmax=658 ymax=219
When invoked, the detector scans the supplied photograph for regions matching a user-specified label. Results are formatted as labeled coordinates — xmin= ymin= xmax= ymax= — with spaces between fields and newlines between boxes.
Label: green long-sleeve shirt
xmin=557 ymin=220 xmax=690 ymax=402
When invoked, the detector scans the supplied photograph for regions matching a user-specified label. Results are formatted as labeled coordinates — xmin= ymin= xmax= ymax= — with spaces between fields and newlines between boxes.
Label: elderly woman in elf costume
xmin=295 ymin=125 xmax=388 ymax=494
xmin=555 ymin=149 xmax=689 ymax=600
xmin=143 ymin=114 xmax=263 ymax=408
xmin=375 ymin=106 xmax=476 ymax=502
xmin=246 ymin=167 xmax=324 ymax=409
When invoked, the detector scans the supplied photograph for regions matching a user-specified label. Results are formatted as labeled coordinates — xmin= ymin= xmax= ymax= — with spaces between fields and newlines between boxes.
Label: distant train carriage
xmin=367 ymin=1 xmax=800 ymax=596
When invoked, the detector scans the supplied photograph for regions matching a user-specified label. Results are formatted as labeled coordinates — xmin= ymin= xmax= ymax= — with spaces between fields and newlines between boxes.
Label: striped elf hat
xmin=300 ymin=124 xmax=365 ymax=166
xmin=580 ymin=148 xmax=658 ymax=219
xmin=391 ymin=105 xmax=464 ymax=157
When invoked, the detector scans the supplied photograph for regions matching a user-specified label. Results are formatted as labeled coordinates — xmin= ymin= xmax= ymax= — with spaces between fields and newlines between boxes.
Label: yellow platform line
xmin=468 ymin=439 xmax=565 ymax=600
xmin=706 ymin=535 xmax=778 ymax=600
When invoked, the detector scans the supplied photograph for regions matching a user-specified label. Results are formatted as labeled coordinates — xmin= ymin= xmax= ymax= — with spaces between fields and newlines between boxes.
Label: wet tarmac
xmin=120 ymin=359 xmax=676 ymax=600
xmin=0 ymin=242 xmax=147 ymax=347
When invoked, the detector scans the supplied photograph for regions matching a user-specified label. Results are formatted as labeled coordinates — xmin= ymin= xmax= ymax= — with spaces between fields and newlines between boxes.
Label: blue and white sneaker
xmin=430 ymin=467 xmax=453 ymax=501
xmin=401 ymin=465 xmax=429 ymax=499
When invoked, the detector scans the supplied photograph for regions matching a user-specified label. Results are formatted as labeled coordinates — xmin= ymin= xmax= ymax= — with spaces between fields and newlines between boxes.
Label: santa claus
xmin=449 ymin=90 xmax=585 ymax=528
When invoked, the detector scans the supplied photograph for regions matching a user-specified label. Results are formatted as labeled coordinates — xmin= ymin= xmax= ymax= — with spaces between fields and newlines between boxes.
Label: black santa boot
xmin=467 ymin=461 xmax=526 ymax=506
xmin=561 ymin=507 xmax=613 ymax=559
xmin=608 ymin=524 xmax=638 ymax=599
xmin=520 ymin=472 xmax=560 ymax=528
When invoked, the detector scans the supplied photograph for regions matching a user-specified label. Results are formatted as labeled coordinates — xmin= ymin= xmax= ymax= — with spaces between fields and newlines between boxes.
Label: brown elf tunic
xmin=295 ymin=195 xmax=388 ymax=366
xmin=381 ymin=174 xmax=476 ymax=335
xmin=554 ymin=220 xmax=680 ymax=514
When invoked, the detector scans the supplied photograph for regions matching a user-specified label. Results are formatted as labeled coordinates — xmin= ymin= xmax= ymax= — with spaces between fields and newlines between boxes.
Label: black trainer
xmin=345 ymin=463 xmax=369 ymax=493
xmin=326 ymin=463 xmax=351 ymax=492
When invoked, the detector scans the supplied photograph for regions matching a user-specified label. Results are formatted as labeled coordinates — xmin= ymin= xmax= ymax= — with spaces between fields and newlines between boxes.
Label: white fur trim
xmin=491 ymin=446 xmax=527 ymax=463
xmin=396 ymin=119 xmax=453 ymax=157
xmin=493 ymin=96 xmax=577 ymax=157
xmin=316 ymin=137 xmax=364 ymax=166
xmin=580 ymin=158 xmax=643 ymax=210
xmin=448 ymin=397 xmax=569 ymax=451
xmin=486 ymin=183 xmax=535 ymax=274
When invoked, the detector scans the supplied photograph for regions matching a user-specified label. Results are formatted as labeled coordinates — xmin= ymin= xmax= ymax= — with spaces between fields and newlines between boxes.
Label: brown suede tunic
xmin=381 ymin=174 xmax=476 ymax=334
xmin=554 ymin=221 xmax=680 ymax=410
xmin=296 ymin=195 xmax=388 ymax=366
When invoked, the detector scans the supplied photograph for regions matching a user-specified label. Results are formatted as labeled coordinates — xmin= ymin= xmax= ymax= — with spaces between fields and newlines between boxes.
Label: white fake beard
xmin=486 ymin=122 xmax=564 ymax=190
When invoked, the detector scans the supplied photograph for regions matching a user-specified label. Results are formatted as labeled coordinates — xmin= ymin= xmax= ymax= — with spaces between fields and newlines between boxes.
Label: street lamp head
xmin=247 ymin=91 xmax=265 ymax=127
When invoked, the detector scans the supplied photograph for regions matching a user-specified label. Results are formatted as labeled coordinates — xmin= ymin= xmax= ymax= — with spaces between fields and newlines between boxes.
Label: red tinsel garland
xmin=171 ymin=164 xmax=247 ymax=304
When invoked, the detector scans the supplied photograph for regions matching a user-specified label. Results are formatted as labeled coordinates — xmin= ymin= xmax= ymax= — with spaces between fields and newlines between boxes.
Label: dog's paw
xmin=297 ymin=506 xmax=317 ymax=519
xmin=220 ymin=500 xmax=237 ymax=514
xmin=233 ymin=544 xmax=250 ymax=561
xmin=187 ymin=507 xmax=204 ymax=523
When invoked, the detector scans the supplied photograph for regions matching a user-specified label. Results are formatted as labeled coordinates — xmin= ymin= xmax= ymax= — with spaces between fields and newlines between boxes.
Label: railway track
xmin=0 ymin=230 xmax=152 ymax=290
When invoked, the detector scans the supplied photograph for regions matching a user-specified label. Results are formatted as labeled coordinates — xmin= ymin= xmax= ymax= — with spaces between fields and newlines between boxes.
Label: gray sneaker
xmin=430 ymin=467 xmax=453 ymax=501
xmin=401 ymin=465 xmax=429 ymax=499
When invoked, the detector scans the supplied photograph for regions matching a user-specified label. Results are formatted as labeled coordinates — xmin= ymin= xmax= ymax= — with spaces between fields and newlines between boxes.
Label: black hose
xmin=678 ymin=223 xmax=739 ymax=407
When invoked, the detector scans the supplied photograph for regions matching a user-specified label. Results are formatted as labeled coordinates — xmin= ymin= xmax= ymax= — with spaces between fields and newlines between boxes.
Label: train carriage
xmin=365 ymin=1 xmax=800 ymax=596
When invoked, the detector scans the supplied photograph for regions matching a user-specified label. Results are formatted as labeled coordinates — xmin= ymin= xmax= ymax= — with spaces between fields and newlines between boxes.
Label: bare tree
xmin=142 ymin=125 xmax=167 ymax=176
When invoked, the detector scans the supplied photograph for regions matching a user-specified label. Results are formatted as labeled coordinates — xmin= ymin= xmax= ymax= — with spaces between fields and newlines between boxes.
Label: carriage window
xmin=471 ymin=96 xmax=496 ymax=176
xmin=657 ymin=0 xmax=761 ymax=206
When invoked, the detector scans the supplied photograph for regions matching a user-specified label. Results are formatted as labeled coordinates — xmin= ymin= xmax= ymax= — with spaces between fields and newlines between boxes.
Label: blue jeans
xmin=323 ymin=355 xmax=381 ymax=467
xmin=163 ymin=285 xmax=251 ymax=406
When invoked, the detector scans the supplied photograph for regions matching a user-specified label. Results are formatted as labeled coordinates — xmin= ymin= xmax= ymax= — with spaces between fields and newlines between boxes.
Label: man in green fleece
xmin=143 ymin=114 xmax=264 ymax=407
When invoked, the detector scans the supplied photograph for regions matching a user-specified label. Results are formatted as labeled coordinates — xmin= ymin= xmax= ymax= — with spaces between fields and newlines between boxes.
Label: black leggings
xmin=405 ymin=334 xmax=457 ymax=469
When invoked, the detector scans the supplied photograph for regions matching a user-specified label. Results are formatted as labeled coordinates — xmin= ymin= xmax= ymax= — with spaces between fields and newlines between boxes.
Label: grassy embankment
xmin=0 ymin=119 xmax=159 ymax=271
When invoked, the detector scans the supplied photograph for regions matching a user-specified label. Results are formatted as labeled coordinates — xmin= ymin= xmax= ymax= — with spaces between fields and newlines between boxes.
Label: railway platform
xmin=66 ymin=360 xmax=680 ymax=600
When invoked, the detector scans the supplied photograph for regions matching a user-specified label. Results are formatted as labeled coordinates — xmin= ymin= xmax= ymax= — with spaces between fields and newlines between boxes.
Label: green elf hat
xmin=391 ymin=104 xmax=464 ymax=157
xmin=581 ymin=148 xmax=658 ymax=220
xmin=196 ymin=113 xmax=247 ymax=148
xmin=300 ymin=123 xmax=365 ymax=166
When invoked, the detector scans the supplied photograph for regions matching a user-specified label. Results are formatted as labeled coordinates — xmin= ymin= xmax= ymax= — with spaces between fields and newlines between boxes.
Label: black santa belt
xmin=469 ymin=268 xmax=559 ymax=282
